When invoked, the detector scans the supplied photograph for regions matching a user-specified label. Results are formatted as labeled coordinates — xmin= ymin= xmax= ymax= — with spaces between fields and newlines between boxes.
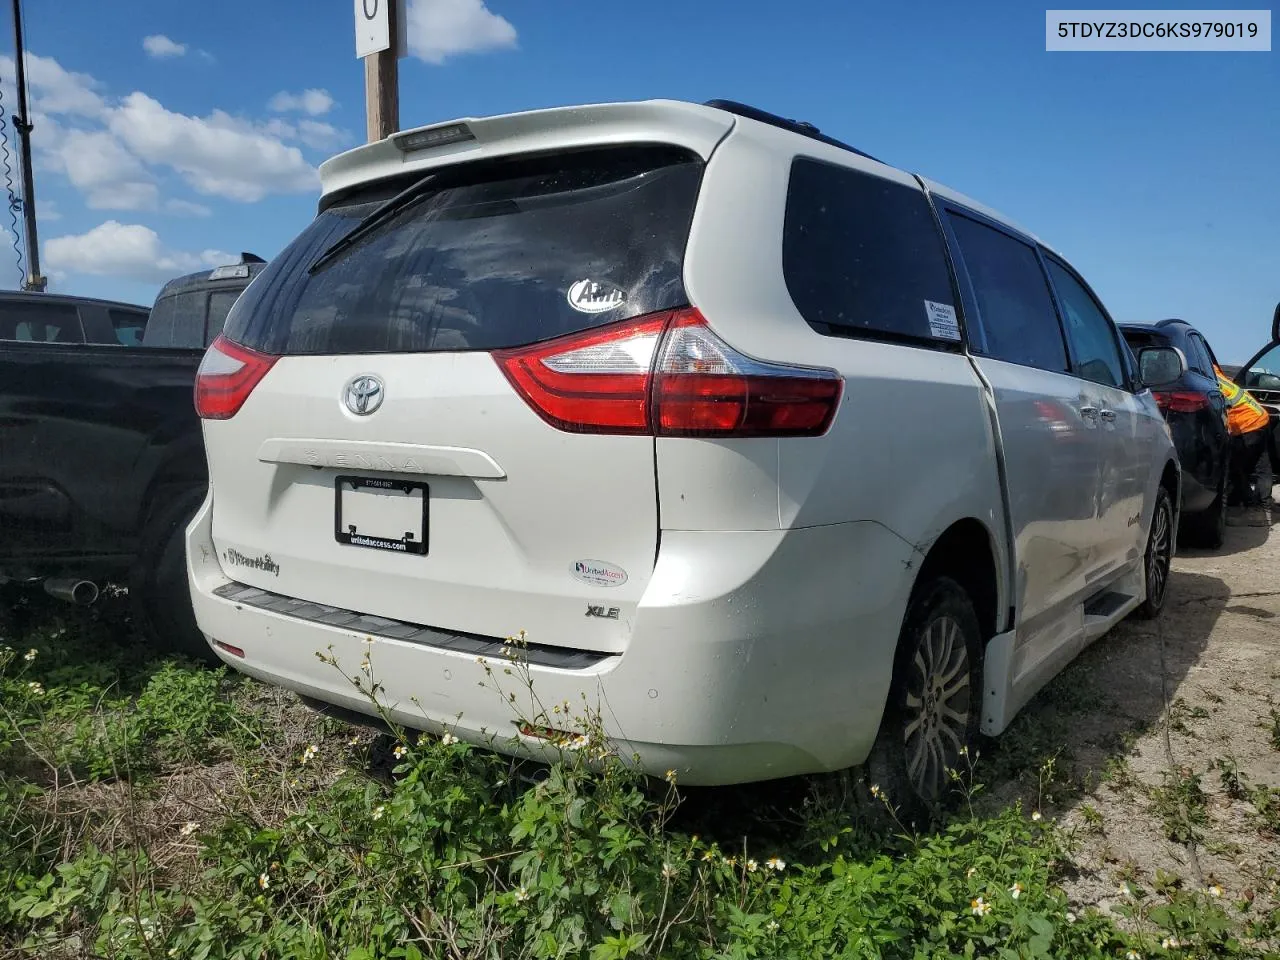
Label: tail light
xmin=195 ymin=335 xmax=278 ymax=420
xmin=1152 ymin=390 xmax=1210 ymax=414
xmin=494 ymin=308 xmax=843 ymax=437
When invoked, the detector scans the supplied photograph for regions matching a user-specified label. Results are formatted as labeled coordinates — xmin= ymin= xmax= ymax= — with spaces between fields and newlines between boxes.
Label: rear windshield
xmin=1119 ymin=327 xmax=1168 ymax=351
xmin=223 ymin=145 xmax=704 ymax=356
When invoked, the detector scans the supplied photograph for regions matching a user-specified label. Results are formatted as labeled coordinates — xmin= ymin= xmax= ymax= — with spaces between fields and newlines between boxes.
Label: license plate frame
xmin=334 ymin=475 xmax=429 ymax=556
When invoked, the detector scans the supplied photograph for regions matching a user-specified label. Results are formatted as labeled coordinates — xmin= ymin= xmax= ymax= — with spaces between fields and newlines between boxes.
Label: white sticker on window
xmin=924 ymin=300 xmax=961 ymax=341
xmin=567 ymin=279 xmax=627 ymax=314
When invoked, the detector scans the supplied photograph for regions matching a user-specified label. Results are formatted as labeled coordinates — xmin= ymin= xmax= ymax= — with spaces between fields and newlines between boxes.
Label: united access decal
xmin=571 ymin=559 xmax=628 ymax=587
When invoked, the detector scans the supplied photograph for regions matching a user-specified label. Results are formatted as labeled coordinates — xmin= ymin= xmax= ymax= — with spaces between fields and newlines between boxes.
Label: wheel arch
xmin=911 ymin=517 xmax=1003 ymax=646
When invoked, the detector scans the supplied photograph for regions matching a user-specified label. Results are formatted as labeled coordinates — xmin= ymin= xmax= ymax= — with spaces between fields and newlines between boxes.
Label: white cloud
xmin=0 ymin=53 xmax=104 ymax=117
xmin=4 ymin=52 xmax=323 ymax=210
xmin=268 ymin=88 xmax=334 ymax=116
xmin=264 ymin=117 xmax=347 ymax=152
xmin=37 ymin=199 xmax=61 ymax=222
xmin=142 ymin=35 xmax=187 ymax=59
xmin=46 ymin=128 xmax=158 ymax=210
xmin=44 ymin=220 xmax=230 ymax=283
xmin=405 ymin=0 xmax=517 ymax=65
xmin=165 ymin=198 xmax=212 ymax=217
xmin=107 ymin=92 xmax=318 ymax=202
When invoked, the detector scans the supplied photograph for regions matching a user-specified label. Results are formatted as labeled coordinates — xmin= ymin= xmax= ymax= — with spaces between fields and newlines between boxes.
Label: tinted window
xmin=144 ymin=292 xmax=204 ymax=347
xmin=225 ymin=146 xmax=702 ymax=355
xmin=1044 ymin=258 xmax=1125 ymax=388
xmin=1187 ymin=334 xmax=1215 ymax=377
xmin=109 ymin=308 xmax=147 ymax=346
xmin=948 ymin=215 xmax=1066 ymax=371
xmin=0 ymin=302 xmax=83 ymax=342
xmin=783 ymin=159 xmax=958 ymax=344
xmin=205 ymin=290 xmax=240 ymax=344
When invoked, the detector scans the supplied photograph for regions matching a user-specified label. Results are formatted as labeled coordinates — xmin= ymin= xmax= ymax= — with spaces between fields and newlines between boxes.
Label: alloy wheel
xmin=902 ymin=615 xmax=971 ymax=802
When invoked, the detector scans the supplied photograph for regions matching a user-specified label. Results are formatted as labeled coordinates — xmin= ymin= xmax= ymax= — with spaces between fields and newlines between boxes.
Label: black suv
xmin=1120 ymin=319 xmax=1229 ymax=548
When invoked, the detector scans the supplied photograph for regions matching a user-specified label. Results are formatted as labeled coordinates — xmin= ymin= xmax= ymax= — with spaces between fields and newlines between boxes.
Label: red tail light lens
xmin=494 ymin=308 xmax=843 ymax=437
xmin=1152 ymin=390 xmax=1209 ymax=414
xmin=493 ymin=315 xmax=666 ymax=433
xmin=195 ymin=335 xmax=278 ymax=420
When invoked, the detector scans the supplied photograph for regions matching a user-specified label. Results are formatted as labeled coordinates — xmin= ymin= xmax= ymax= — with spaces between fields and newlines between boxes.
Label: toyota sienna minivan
xmin=188 ymin=98 xmax=1182 ymax=809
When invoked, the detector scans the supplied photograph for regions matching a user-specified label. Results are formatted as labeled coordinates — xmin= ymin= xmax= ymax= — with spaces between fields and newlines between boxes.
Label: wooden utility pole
xmin=10 ymin=0 xmax=45 ymax=291
xmin=363 ymin=0 xmax=400 ymax=142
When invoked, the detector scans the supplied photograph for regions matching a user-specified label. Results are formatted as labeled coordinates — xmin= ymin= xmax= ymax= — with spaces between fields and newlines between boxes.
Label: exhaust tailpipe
xmin=42 ymin=578 xmax=99 ymax=606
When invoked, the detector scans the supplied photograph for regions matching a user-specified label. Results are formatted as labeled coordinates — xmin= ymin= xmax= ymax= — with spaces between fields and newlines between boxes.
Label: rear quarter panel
xmin=679 ymin=126 xmax=1007 ymax=563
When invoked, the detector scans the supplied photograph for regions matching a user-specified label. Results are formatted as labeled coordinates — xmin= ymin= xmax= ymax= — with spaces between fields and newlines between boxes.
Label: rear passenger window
xmin=783 ymin=159 xmax=959 ymax=345
xmin=109 ymin=309 xmax=147 ymax=346
xmin=1044 ymin=258 xmax=1126 ymax=389
xmin=947 ymin=215 xmax=1067 ymax=372
xmin=0 ymin=302 xmax=83 ymax=342
xmin=1188 ymin=334 xmax=1214 ymax=377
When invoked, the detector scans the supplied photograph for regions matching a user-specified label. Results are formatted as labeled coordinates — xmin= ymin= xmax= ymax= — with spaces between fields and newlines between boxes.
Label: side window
xmin=205 ymin=290 xmax=241 ymax=345
xmin=1044 ymin=258 xmax=1125 ymax=389
xmin=0 ymin=302 xmax=84 ymax=342
xmin=109 ymin=309 xmax=147 ymax=346
xmin=1188 ymin=334 xmax=1214 ymax=377
xmin=783 ymin=158 xmax=960 ymax=345
xmin=947 ymin=214 xmax=1067 ymax=371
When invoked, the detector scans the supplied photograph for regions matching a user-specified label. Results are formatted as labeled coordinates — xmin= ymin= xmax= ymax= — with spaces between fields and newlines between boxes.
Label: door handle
xmin=1099 ymin=409 xmax=1117 ymax=422
xmin=1078 ymin=405 xmax=1099 ymax=420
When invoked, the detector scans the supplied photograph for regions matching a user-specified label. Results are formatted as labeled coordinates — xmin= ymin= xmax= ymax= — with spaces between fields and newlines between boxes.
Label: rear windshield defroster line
xmin=221 ymin=145 xmax=705 ymax=357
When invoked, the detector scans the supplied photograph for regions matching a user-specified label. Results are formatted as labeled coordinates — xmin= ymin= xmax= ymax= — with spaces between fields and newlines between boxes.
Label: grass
xmin=2 ymin=594 xmax=1278 ymax=959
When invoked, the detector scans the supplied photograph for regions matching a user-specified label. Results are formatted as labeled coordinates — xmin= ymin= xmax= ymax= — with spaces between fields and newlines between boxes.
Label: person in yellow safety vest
xmin=1214 ymin=364 xmax=1274 ymax=507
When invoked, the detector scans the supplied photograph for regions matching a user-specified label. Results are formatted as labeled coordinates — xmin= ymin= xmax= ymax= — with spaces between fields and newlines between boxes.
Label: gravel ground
xmin=980 ymin=502 xmax=1280 ymax=927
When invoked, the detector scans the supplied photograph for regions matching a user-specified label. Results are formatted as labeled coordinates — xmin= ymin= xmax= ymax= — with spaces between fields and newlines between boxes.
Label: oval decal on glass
xmin=572 ymin=559 xmax=628 ymax=587
xmin=566 ymin=279 xmax=626 ymax=314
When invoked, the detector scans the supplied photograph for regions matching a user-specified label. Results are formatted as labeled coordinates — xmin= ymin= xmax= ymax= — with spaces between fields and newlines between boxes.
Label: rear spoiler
xmin=317 ymin=99 xmax=736 ymax=202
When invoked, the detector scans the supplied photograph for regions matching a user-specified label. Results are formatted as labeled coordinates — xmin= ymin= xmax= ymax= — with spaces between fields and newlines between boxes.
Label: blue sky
xmin=2 ymin=0 xmax=1277 ymax=361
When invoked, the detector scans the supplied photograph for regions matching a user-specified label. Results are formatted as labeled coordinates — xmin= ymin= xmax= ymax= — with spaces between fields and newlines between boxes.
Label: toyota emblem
xmin=343 ymin=375 xmax=385 ymax=416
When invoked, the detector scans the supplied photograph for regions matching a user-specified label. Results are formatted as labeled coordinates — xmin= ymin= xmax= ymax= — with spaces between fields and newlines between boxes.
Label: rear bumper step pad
xmin=212 ymin=581 xmax=614 ymax=671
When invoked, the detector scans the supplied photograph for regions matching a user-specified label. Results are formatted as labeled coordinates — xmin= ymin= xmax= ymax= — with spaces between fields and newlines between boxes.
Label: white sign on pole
xmin=355 ymin=0 xmax=390 ymax=59
xmin=355 ymin=0 xmax=409 ymax=59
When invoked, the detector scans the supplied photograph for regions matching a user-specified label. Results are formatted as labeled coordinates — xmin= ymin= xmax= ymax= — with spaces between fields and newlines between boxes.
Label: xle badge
xmin=586 ymin=604 xmax=620 ymax=620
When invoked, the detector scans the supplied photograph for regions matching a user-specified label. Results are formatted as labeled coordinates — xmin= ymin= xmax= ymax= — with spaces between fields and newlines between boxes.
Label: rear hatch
xmin=199 ymin=145 xmax=704 ymax=653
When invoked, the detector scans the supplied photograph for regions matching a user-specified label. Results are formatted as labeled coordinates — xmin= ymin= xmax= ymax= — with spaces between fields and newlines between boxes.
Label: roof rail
xmin=702 ymin=99 xmax=881 ymax=163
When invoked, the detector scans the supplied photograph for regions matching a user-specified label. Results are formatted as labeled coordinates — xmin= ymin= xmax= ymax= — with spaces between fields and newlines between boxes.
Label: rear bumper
xmin=187 ymin=492 xmax=916 ymax=785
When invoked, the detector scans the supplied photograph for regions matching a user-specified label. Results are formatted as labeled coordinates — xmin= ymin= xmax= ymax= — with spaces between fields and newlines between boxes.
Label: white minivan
xmin=187 ymin=98 xmax=1183 ymax=809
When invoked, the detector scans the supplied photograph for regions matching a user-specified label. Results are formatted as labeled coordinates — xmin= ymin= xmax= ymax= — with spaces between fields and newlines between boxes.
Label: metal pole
xmin=11 ymin=0 xmax=44 ymax=291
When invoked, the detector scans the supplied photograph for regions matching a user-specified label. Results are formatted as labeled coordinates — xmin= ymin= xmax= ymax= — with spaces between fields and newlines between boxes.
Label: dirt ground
xmin=981 ymin=502 xmax=1280 ymax=922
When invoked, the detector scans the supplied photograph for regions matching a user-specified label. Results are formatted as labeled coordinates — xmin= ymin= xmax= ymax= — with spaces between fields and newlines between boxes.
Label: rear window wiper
xmin=308 ymin=171 xmax=441 ymax=275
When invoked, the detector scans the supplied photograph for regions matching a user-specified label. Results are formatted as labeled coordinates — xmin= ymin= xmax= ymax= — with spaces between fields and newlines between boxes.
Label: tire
xmin=1134 ymin=486 xmax=1174 ymax=620
xmin=130 ymin=491 xmax=215 ymax=664
xmin=1180 ymin=477 xmax=1226 ymax=550
xmin=866 ymin=576 xmax=982 ymax=824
